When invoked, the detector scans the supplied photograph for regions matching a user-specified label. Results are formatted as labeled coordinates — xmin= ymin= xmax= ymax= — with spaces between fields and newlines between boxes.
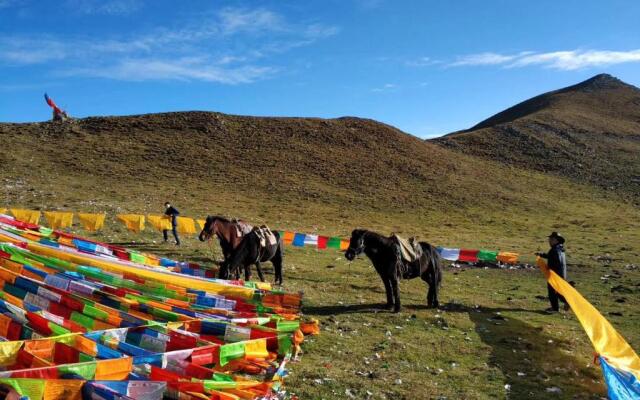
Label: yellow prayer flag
xmin=10 ymin=209 xmax=41 ymax=224
xmin=537 ymin=257 xmax=640 ymax=380
xmin=116 ymin=214 xmax=145 ymax=233
xmin=77 ymin=213 xmax=105 ymax=231
xmin=176 ymin=217 xmax=196 ymax=234
xmin=245 ymin=338 xmax=269 ymax=359
xmin=0 ymin=340 xmax=24 ymax=367
xmin=340 ymin=240 xmax=349 ymax=251
xmin=43 ymin=211 xmax=74 ymax=230
xmin=94 ymin=357 xmax=133 ymax=380
xmin=0 ymin=208 xmax=7 ymax=215
xmin=283 ymin=231 xmax=295 ymax=245
xmin=497 ymin=251 xmax=519 ymax=264
xmin=196 ymin=219 xmax=206 ymax=230
xmin=147 ymin=214 xmax=172 ymax=231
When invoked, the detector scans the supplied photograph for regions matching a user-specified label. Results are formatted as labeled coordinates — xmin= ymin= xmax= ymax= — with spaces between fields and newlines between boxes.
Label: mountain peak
xmin=565 ymin=73 xmax=630 ymax=93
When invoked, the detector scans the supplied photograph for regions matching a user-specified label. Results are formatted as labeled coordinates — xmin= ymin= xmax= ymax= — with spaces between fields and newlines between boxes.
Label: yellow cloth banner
xmin=10 ymin=209 xmax=41 ymax=224
xmin=176 ymin=217 xmax=196 ymax=234
xmin=537 ymin=257 xmax=640 ymax=380
xmin=116 ymin=214 xmax=145 ymax=233
xmin=147 ymin=214 xmax=172 ymax=231
xmin=0 ymin=340 xmax=23 ymax=367
xmin=196 ymin=219 xmax=206 ymax=231
xmin=77 ymin=213 xmax=105 ymax=231
xmin=43 ymin=211 xmax=74 ymax=230
xmin=0 ymin=208 xmax=6 ymax=215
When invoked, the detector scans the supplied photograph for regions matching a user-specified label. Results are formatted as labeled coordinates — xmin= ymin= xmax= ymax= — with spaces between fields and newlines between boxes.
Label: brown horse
xmin=198 ymin=215 xmax=252 ymax=264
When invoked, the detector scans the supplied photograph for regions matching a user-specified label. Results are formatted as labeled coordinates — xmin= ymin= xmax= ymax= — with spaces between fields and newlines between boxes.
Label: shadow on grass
xmin=441 ymin=302 xmax=603 ymax=398
xmin=303 ymin=303 xmax=393 ymax=315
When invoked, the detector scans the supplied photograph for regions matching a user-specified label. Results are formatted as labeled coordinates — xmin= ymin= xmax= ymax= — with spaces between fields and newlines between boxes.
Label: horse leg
xmin=255 ymin=261 xmax=265 ymax=282
xmin=390 ymin=278 xmax=401 ymax=313
xmin=244 ymin=263 xmax=252 ymax=281
xmin=380 ymin=275 xmax=394 ymax=309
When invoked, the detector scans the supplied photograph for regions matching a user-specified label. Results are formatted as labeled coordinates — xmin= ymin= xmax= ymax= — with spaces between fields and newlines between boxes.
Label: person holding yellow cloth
xmin=536 ymin=231 xmax=570 ymax=313
xmin=163 ymin=202 xmax=180 ymax=246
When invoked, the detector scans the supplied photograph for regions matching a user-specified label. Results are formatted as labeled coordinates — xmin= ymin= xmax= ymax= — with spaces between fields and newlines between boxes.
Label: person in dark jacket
xmin=537 ymin=232 xmax=569 ymax=312
xmin=163 ymin=202 xmax=180 ymax=246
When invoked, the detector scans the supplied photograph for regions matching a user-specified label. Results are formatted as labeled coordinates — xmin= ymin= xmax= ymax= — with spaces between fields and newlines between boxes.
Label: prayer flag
xmin=10 ymin=209 xmax=41 ymax=225
xmin=477 ymin=250 xmax=498 ymax=262
xmin=436 ymin=247 xmax=460 ymax=261
xmin=537 ymin=257 xmax=640 ymax=398
xmin=43 ymin=211 xmax=74 ymax=230
xmin=116 ymin=214 xmax=145 ymax=233
xmin=147 ymin=215 xmax=172 ymax=231
xmin=282 ymin=231 xmax=295 ymax=245
xmin=497 ymin=251 xmax=519 ymax=264
xmin=458 ymin=249 xmax=479 ymax=262
xmin=176 ymin=217 xmax=197 ymax=234
xmin=327 ymin=237 xmax=341 ymax=249
xmin=76 ymin=213 xmax=105 ymax=231
xmin=292 ymin=233 xmax=305 ymax=247
xmin=317 ymin=236 xmax=328 ymax=249
xmin=303 ymin=234 xmax=318 ymax=246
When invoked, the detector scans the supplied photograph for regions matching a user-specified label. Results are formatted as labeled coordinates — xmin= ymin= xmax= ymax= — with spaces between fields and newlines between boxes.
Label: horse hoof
xmin=392 ymin=308 xmax=401 ymax=313
xmin=384 ymin=303 xmax=394 ymax=310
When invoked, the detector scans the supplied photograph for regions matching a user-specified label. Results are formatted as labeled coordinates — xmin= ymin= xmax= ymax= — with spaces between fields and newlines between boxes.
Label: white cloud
xmin=449 ymin=49 xmax=640 ymax=70
xmin=65 ymin=57 xmax=275 ymax=84
xmin=371 ymin=83 xmax=397 ymax=92
xmin=0 ymin=7 xmax=339 ymax=84
xmin=405 ymin=57 xmax=440 ymax=67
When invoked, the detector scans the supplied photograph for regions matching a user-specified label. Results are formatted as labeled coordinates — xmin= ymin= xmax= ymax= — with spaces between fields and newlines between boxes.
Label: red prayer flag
xmin=458 ymin=249 xmax=480 ymax=262
xmin=317 ymin=236 xmax=328 ymax=249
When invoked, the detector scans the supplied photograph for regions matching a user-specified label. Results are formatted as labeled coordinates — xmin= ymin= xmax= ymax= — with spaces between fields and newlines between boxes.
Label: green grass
xmin=64 ymin=220 xmax=639 ymax=400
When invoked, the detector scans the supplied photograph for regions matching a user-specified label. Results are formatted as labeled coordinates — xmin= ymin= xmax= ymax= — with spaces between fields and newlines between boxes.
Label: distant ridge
xmin=435 ymin=74 xmax=640 ymax=196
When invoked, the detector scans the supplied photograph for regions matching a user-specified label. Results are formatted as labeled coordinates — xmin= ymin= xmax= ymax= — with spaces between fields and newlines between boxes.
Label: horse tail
xmin=421 ymin=242 xmax=443 ymax=288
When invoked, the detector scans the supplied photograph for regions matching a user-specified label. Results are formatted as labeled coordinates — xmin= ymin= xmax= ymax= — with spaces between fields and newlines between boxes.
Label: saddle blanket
xmin=233 ymin=220 xmax=253 ymax=237
xmin=392 ymin=234 xmax=422 ymax=263
xmin=254 ymin=226 xmax=277 ymax=248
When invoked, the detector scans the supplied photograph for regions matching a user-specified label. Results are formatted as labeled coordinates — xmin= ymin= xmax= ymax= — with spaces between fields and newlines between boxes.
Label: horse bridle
xmin=347 ymin=233 xmax=366 ymax=257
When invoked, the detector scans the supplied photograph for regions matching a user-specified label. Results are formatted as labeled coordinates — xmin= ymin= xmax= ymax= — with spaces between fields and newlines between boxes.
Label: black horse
xmin=345 ymin=229 xmax=442 ymax=312
xmin=220 ymin=228 xmax=285 ymax=285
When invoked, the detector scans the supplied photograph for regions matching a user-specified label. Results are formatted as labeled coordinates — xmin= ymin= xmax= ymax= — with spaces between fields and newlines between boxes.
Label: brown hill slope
xmin=435 ymin=74 xmax=640 ymax=196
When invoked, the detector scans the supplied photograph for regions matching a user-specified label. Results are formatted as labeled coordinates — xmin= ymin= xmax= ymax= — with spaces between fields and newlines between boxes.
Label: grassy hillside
xmin=1 ymin=106 xmax=639 ymax=399
xmin=435 ymin=74 xmax=640 ymax=199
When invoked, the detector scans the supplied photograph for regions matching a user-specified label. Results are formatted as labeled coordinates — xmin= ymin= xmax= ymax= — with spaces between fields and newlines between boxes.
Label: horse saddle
xmin=391 ymin=234 xmax=422 ymax=264
xmin=254 ymin=226 xmax=277 ymax=248
xmin=233 ymin=219 xmax=253 ymax=237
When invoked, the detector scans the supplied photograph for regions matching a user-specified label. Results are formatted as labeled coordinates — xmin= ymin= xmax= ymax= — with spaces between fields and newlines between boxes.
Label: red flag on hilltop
xmin=44 ymin=93 xmax=67 ymax=120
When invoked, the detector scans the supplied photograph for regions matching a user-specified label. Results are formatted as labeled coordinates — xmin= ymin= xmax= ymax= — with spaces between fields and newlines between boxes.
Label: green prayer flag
xmin=58 ymin=361 xmax=97 ymax=379
xmin=71 ymin=311 xmax=95 ymax=329
xmin=477 ymin=250 xmax=498 ymax=262
xmin=0 ymin=378 xmax=45 ymax=400
xmin=277 ymin=334 xmax=293 ymax=355
xmin=327 ymin=237 xmax=341 ymax=249
xmin=276 ymin=319 xmax=300 ymax=333
xmin=130 ymin=252 xmax=146 ymax=264
xmin=83 ymin=304 xmax=109 ymax=320
xmin=219 ymin=342 xmax=245 ymax=366
xmin=48 ymin=322 xmax=70 ymax=336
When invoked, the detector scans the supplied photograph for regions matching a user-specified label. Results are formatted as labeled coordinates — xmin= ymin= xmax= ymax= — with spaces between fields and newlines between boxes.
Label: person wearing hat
xmin=537 ymin=232 xmax=569 ymax=312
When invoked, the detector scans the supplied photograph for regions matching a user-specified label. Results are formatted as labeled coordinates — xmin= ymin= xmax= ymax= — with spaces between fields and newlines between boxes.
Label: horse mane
xmin=208 ymin=215 xmax=231 ymax=223
xmin=354 ymin=229 xmax=393 ymax=246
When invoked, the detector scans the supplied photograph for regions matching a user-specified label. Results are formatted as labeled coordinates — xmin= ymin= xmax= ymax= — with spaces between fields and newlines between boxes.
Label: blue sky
xmin=1 ymin=0 xmax=639 ymax=137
